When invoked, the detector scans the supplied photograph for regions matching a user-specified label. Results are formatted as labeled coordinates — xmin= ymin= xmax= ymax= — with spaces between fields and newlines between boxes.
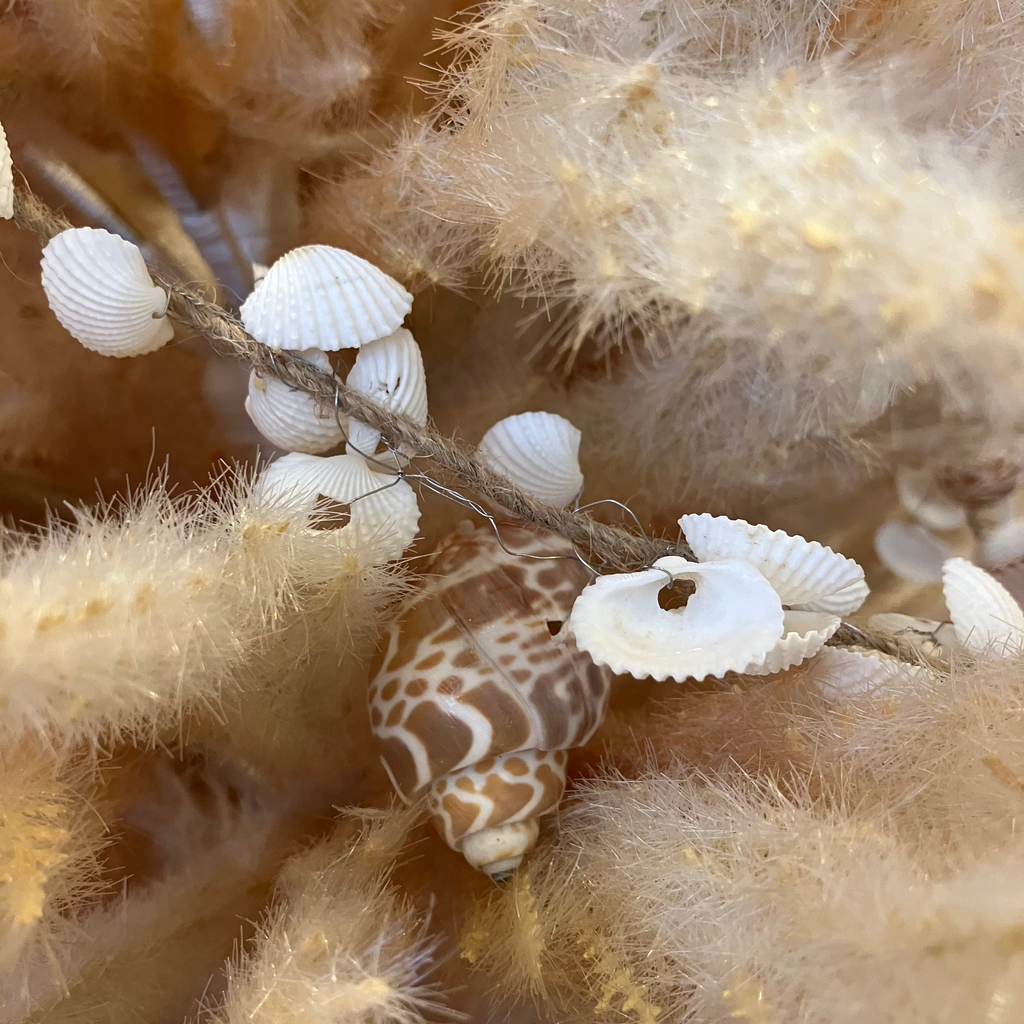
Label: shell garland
xmin=41 ymin=228 xmax=174 ymax=357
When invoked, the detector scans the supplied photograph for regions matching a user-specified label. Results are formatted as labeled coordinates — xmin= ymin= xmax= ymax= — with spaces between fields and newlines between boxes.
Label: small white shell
xmin=41 ymin=228 xmax=174 ymax=357
xmin=478 ymin=412 xmax=584 ymax=507
xmin=566 ymin=556 xmax=784 ymax=682
xmin=896 ymin=467 xmax=966 ymax=532
xmin=240 ymin=245 xmax=413 ymax=352
xmin=809 ymin=647 xmax=924 ymax=698
xmin=942 ymin=557 xmax=1024 ymax=656
xmin=244 ymin=349 xmax=343 ymax=454
xmin=680 ymin=514 xmax=864 ymax=607
xmin=874 ymin=521 xmax=948 ymax=585
xmin=345 ymin=328 xmax=428 ymax=456
xmin=979 ymin=518 xmax=1024 ymax=569
xmin=0 ymin=120 xmax=12 ymax=219
xmin=792 ymin=579 xmax=869 ymax=616
xmin=253 ymin=451 xmax=419 ymax=563
xmin=743 ymin=610 xmax=841 ymax=675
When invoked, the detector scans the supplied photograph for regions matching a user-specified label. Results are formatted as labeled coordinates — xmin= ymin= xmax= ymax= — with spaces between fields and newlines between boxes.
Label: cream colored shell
xmin=874 ymin=521 xmax=948 ymax=584
xmin=979 ymin=518 xmax=1024 ymax=570
xmin=240 ymin=245 xmax=413 ymax=351
xmin=942 ymin=557 xmax=1024 ymax=656
xmin=41 ymin=228 xmax=174 ymax=357
xmin=0 ymin=119 xmax=12 ymax=220
xmin=896 ymin=467 xmax=966 ymax=532
xmin=680 ymin=513 xmax=865 ymax=608
xmin=245 ymin=348 xmax=344 ymax=453
xmin=478 ymin=412 xmax=584 ymax=507
xmin=566 ymin=555 xmax=785 ymax=682
xmin=252 ymin=451 xmax=419 ymax=564
xmin=344 ymin=328 xmax=428 ymax=456
xmin=809 ymin=647 xmax=925 ymax=698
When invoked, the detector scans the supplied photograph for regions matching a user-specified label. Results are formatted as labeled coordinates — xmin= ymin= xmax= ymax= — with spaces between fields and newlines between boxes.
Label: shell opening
xmin=459 ymin=820 xmax=540 ymax=880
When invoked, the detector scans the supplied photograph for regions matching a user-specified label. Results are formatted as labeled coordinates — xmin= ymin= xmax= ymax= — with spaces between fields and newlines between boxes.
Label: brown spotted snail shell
xmin=368 ymin=521 xmax=612 ymax=881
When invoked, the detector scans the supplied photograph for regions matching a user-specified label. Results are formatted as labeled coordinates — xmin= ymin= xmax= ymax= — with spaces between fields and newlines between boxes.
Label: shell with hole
xmin=240 ymin=245 xmax=412 ymax=352
xmin=942 ymin=557 xmax=1024 ymax=656
xmin=478 ymin=412 xmax=584 ymax=507
xmin=345 ymin=328 xmax=428 ymax=457
xmin=566 ymin=555 xmax=785 ymax=682
xmin=252 ymin=450 xmax=419 ymax=565
xmin=41 ymin=228 xmax=174 ymax=357
xmin=245 ymin=348 xmax=344 ymax=453
xmin=368 ymin=522 xmax=611 ymax=880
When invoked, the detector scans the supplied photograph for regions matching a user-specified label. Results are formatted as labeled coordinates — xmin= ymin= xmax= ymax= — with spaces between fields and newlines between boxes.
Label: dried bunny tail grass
xmin=205 ymin=805 xmax=460 ymax=1024
xmin=0 ymin=464 xmax=401 ymax=750
xmin=0 ymin=746 xmax=106 ymax=1008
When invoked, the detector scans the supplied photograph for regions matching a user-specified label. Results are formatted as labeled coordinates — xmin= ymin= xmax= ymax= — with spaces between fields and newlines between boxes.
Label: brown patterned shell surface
xmin=368 ymin=522 xmax=611 ymax=799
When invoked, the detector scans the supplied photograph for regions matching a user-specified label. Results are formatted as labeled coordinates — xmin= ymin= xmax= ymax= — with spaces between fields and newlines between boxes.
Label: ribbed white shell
xmin=345 ymin=328 xmax=428 ymax=456
xmin=980 ymin=518 xmax=1024 ymax=570
xmin=809 ymin=647 xmax=924 ymax=698
xmin=240 ymin=245 xmax=413 ymax=351
xmin=0 ymin=120 xmax=12 ymax=219
xmin=566 ymin=556 xmax=784 ymax=682
xmin=252 ymin=451 xmax=419 ymax=564
xmin=680 ymin=514 xmax=864 ymax=607
xmin=245 ymin=349 xmax=343 ymax=454
xmin=742 ymin=610 xmax=841 ymax=675
xmin=793 ymin=579 xmax=869 ymax=616
xmin=478 ymin=412 xmax=584 ymax=507
xmin=874 ymin=521 xmax=948 ymax=585
xmin=41 ymin=228 xmax=174 ymax=357
xmin=896 ymin=467 xmax=966 ymax=532
xmin=942 ymin=557 xmax=1024 ymax=656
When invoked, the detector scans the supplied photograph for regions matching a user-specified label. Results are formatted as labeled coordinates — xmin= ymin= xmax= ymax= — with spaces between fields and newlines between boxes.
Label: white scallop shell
xmin=240 ymin=245 xmax=413 ymax=351
xmin=252 ymin=451 xmax=419 ymax=563
xmin=979 ymin=517 xmax=1024 ymax=569
xmin=874 ymin=521 xmax=948 ymax=585
xmin=0 ymin=120 xmax=12 ymax=219
xmin=809 ymin=647 xmax=924 ymax=698
xmin=40 ymin=228 xmax=174 ymax=357
xmin=245 ymin=348 xmax=343 ymax=454
xmin=344 ymin=328 xmax=428 ymax=456
xmin=680 ymin=514 xmax=864 ymax=607
xmin=792 ymin=578 xmax=869 ymax=616
xmin=478 ymin=412 xmax=584 ymax=507
xmin=896 ymin=467 xmax=966 ymax=532
xmin=942 ymin=557 xmax=1024 ymax=656
xmin=566 ymin=556 xmax=784 ymax=682
xmin=742 ymin=610 xmax=841 ymax=676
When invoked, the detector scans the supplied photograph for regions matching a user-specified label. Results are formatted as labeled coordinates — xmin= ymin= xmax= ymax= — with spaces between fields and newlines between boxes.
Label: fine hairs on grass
xmin=463 ymin=655 xmax=1024 ymax=1023
xmin=0 ymin=466 xmax=403 ymax=750
xmin=205 ymin=805 xmax=458 ymax=1024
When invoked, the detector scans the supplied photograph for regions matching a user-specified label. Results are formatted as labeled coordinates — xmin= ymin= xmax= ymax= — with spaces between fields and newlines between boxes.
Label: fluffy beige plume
xmin=205 ymin=806 xmax=457 ymax=1024
xmin=463 ymin=655 xmax=1024 ymax=1023
xmin=0 ymin=469 xmax=403 ymax=749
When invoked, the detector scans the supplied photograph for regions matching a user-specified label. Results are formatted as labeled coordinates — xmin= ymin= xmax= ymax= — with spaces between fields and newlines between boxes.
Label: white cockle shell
xmin=743 ymin=610 xmax=841 ymax=675
xmin=240 ymin=245 xmax=413 ymax=352
xmin=896 ymin=467 xmax=966 ymax=532
xmin=680 ymin=513 xmax=866 ymax=608
xmin=0 ymin=119 xmax=12 ymax=219
xmin=478 ymin=412 xmax=584 ymax=507
xmin=809 ymin=647 xmax=924 ymax=698
xmin=979 ymin=518 xmax=1024 ymax=570
xmin=253 ymin=451 xmax=419 ymax=563
xmin=942 ymin=557 xmax=1024 ymax=656
xmin=41 ymin=228 xmax=174 ymax=357
xmin=344 ymin=328 xmax=428 ymax=456
xmin=245 ymin=348 xmax=343 ymax=454
xmin=566 ymin=555 xmax=784 ymax=682
xmin=874 ymin=521 xmax=948 ymax=585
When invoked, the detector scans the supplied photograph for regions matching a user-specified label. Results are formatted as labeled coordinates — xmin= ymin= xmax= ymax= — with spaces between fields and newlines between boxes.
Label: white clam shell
xmin=979 ymin=517 xmax=1024 ymax=569
xmin=566 ymin=556 xmax=784 ymax=682
xmin=344 ymin=328 xmax=428 ymax=456
xmin=478 ymin=412 xmax=584 ymax=507
xmin=240 ymin=245 xmax=413 ymax=351
xmin=680 ymin=513 xmax=865 ymax=607
xmin=253 ymin=451 xmax=419 ymax=563
xmin=792 ymin=579 xmax=869 ymax=616
xmin=40 ymin=228 xmax=174 ymax=357
xmin=942 ymin=557 xmax=1024 ymax=656
xmin=874 ymin=521 xmax=948 ymax=585
xmin=743 ymin=610 xmax=841 ymax=675
xmin=245 ymin=348 xmax=343 ymax=454
xmin=896 ymin=467 xmax=966 ymax=532
xmin=809 ymin=647 xmax=924 ymax=698
xmin=0 ymin=120 xmax=12 ymax=219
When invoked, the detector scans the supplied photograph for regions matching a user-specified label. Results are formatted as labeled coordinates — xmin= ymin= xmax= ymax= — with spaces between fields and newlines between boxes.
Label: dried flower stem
xmin=13 ymin=185 xmax=679 ymax=573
